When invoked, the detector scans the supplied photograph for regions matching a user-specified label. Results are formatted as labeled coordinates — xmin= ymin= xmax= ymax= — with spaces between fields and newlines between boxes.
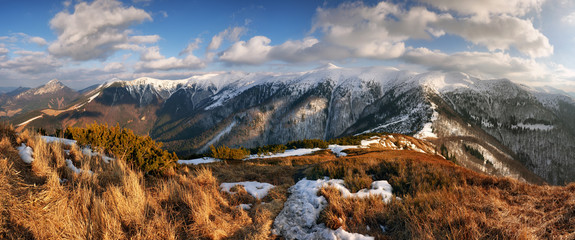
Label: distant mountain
xmin=0 ymin=87 xmax=19 ymax=94
xmin=14 ymin=66 xmax=575 ymax=184
xmin=0 ymin=79 xmax=80 ymax=119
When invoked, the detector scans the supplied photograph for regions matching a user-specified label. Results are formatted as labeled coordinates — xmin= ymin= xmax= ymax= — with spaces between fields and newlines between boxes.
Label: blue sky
xmin=1 ymin=0 xmax=575 ymax=93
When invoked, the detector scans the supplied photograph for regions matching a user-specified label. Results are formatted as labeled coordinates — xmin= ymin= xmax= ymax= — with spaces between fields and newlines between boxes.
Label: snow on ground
xmin=361 ymin=137 xmax=381 ymax=147
xmin=65 ymin=159 xmax=93 ymax=175
xmin=17 ymin=143 xmax=34 ymax=163
xmin=510 ymin=123 xmax=554 ymax=131
xmin=41 ymin=136 xmax=77 ymax=146
xmin=414 ymin=102 xmax=438 ymax=139
xmin=247 ymin=148 xmax=321 ymax=159
xmin=41 ymin=136 xmax=115 ymax=163
xmin=177 ymin=157 xmax=219 ymax=165
xmin=239 ymin=203 xmax=252 ymax=210
xmin=16 ymin=115 xmax=43 ymax=127
xmin=273 ymin=178 xmax=394 ymax=240
xmin=200 ymin=121 xmax=237 ymax=152
xmin=220 ymin=181 xmax=275 ymax=200
xmin=328 ymin=145 xmax=357 ymax=157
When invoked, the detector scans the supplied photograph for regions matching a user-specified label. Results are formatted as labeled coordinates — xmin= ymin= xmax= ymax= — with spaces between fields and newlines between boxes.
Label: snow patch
xmin=328 ymin=145 xmax=357 ymax=157
xmin=41 ymin=136 xmax=77 ymax=146
xmin=510 ymin=123 xmax=554 ymax=131
xmin=414 ymin=102 xmax=438 ymax=139
xmin=65 ymin=159 xmax=93 ymax=175
xmin=178 ymin=157 xmax=219 ymax=165
xmin=17 ymin=143 xmax=34 ymax=164
xmin=273 ymin=178 xmax=393 ymax=239
xmin=220 ymin=181 xmax=275 ymax=200
xmin=17 ymin=115 xmax=43 ymax=127
xmin=248 ymin=148 xmax=321 ymax=159
xmin=200 ymin=121 xmax=237 ymax=152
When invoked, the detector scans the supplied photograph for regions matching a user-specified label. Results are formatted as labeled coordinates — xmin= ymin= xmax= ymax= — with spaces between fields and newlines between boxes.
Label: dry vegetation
xmin=0 ymin=123 xmax=285 ymax=239
xmin=1 ymin=122 xmax=574 ymax=239
xmin=311 ymin=149 xmax=575 ymax=239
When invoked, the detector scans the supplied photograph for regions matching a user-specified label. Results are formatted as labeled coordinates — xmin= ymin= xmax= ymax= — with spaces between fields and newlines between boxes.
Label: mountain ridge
xmin=9 ymin=66 xmax=575 ymax=184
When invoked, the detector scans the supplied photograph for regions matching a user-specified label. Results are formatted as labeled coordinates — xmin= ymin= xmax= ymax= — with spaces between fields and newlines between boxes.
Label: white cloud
xmin=436 ymin=15 xmax=553 ymax=57
xmin=562 ymin=12 xmax=575 ymax=25
xmin=180 ymin=38 xmax=202 ymax=56
xmin=135 ymin=55 xmax=205 ymax=72
xmin=135 ymin=41 xmax=205 ymax=72
xmin=48 ymin=0 xmax=152 ymax=61
xmin=140 ymin=46 xmax=163 ymax=61
xmin=207 ymin=27 xmax=246 ymax=50
xmin=220 ymin=0 xmax=552 ymax=65
xmin=220 ymin=36 xmax=272 ymax=64
xmin=129 ymin=35 xmax=160 ymax=44
xmin=0 ymin=45 xmax=8 ymax=56
xmin=103 ymin=62 xmax=125 ymax=72
xmin=0 ymin=51 xmax=62 ymax=74
xmin=418 ymin=0 xmax=545 ymax=17
xmin=403 ymin=47 xmax=548 ymax=80
xmin=28 ymin=36 xmax=47 ymax=46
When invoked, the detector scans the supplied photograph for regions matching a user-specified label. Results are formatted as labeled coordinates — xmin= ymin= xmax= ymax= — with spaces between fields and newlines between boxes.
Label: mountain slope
xmin=17 ymin=66 xmax=575 ymax=184
xmin=1 ymin=80 xmax=80 ymax=119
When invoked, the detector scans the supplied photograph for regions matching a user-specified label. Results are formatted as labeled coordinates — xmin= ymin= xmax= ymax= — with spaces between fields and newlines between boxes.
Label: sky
xmin=1 ymin=0 xmax=575 ymax=92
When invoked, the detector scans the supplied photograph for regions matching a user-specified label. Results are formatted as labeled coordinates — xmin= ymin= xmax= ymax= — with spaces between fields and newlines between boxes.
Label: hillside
xmin=0 ymin=123 xmax=573 ymax=239
xmin=11 ymin=67 xmax=575 ymax=185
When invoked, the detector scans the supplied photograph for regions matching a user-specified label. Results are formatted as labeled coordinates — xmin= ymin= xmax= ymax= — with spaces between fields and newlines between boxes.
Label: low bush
xmin=286 ymin=139 xmax=328 ymax=149
xmin=209 ymin=145 xmax=250 ymax=160
xmin=65 ymin=123 xmax=177 ymax=175
xmin=250 ymin=144 xmax=287 ymax=156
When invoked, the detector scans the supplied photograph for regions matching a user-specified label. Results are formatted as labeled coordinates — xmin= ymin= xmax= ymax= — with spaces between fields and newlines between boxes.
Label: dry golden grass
xmin=0 ymin=124 xmax=288 ymax=239
xmin=313 ymin=149 xmax=575 ymax=240
xmin=2 ymin=122 xmax=574 ymax=239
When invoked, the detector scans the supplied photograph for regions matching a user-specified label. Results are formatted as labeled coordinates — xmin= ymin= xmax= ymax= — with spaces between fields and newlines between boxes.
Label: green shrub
xmin=65 ymin=123 xmax=178 ymax=175
xmin=250 ymin=144 xmax=287 ymax=156
xmin=286 ymin=139 xmax=328 ymax=149
xmin=209 ymin=145 xmax=250 ymax=160
xmin=464 ymin=144 xmax=484 ymax=161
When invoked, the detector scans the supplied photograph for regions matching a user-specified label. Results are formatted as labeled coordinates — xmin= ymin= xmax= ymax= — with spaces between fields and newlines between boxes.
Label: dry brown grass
xmin=0 ymin=125 xmax=288 ymax=239
xmin=2 ymin=123 xmax=574 ymax=239
xmin=312 ymin=149 xmax=575 ymax=240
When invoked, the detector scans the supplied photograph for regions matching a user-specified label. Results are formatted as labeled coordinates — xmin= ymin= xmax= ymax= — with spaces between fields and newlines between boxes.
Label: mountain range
xmin=4 ymin=65 xmax=575 ymax=185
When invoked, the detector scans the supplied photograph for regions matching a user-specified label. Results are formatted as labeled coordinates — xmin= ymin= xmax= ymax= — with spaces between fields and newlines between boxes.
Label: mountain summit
xmin=12 ymin=66 xmax=575 ymax=185
xmin=32 ymin=79 xmax=66 ymax=95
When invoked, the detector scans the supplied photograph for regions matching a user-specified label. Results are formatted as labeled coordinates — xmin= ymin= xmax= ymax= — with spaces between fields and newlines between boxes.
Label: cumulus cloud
xmin=129 ymin=35 xmax=160 ymax=44
xmin=48 ymin=0 xmax=152 ymax=61
xmin=140 ymin=46 xmax=164 ymax=61
xmin=0 ymin=51 xmax=62 ymax=74
xmin=207 ymin=27 xmax=246 ymax=51
xmin=418 ymin=0 xmax=545 ymax=17
xmin=219 ymin=36 xmax=272 ymax=64
xmin=436 ymin=15 xmax=553 ymax=57
xmin=29 ymin=36 xmax=48 ymax=46
xmin=180 ymin=38 xmax=202 ymax=56
xmin=220 ymin=0 xmax=552 ymax=65
xmin=403 ymin=47 xmax=547 ymax=80
xmin=135 ymin=41 xmax=205 ymax=72
xmin=103 ymin=62 xmax=125 ymax=72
